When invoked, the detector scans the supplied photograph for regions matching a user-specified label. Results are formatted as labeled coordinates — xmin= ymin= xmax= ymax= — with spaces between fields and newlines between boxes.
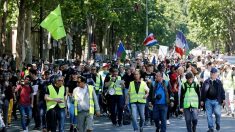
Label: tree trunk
xmin=24 ymin=7 xmax=32 ymax=64
xmin=0 ymin=0 xmax=8 ymax=54
xmin=16 ymin=0 xmax=26 ymax=70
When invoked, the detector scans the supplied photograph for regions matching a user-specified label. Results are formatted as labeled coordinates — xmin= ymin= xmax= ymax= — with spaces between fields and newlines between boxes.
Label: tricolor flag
xmin=116 ymin=42 xmax=126 ymax=62
xmin=143 ymin=33 xmax=158 ymax=46
xmin=40 ymin=5 xmax=66 ymax=40
xmin=175 ymin=31 xmax=188 ymax=57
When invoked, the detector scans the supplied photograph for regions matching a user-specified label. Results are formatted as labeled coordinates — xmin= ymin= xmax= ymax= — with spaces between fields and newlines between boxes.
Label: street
xmin=7 ymin=111 xmax=235 ymax=132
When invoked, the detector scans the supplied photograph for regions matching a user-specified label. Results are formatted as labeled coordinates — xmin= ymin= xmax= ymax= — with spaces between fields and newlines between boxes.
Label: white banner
xmin=158 ymin=45 xmax=169 ymax=59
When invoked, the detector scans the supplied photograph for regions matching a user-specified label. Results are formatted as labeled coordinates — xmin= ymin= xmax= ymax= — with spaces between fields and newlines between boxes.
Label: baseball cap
xmin=210 ymin=67 xmax=218 ymax=73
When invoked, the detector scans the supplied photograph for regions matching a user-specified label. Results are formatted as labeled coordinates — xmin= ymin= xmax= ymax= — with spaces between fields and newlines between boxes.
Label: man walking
xmin=201 ymin=67 xmax=225 ymax=132
xmin=127 ymin=70 xmax=149 ymax=132
xmin=73 ymin=76 xmax=100 ymax=132
xmin=180 ymin=72 xmax=200 ymax=132
xmin=15 ymin=76 xmax=34 ymax=132
xmin=45 ymin=75 xmax=66 ymax=132
xmin=149 ymin=71 xmax=171 ymax=132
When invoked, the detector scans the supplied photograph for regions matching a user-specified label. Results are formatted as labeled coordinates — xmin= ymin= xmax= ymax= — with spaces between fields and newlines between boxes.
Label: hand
xmin=222 ymin=100 xmax=226 ymax=106
xmin=143 ymin=95 xmax=148 ymax=99
xmin=96 ymin=112 xmax=101 ymax=117
xmin=149 ymin=102 xmax=153 ymax=107
xmin=180 ymin=108 xmax=184 ymax=113
xmin=55 ymin=98 xmax=63 ymax=103
xmin=200 ymin=101 xmax=204 ymax=106
xmin=31 ymin=104 xmax=34 ymax=108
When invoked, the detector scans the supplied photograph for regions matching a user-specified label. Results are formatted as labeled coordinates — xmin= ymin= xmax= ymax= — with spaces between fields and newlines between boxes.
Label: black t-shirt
xmin=206 ymin=80 xmax=218 ymax=100
xmin=68 ymin=81 xmax=77 ymax=94
xmin=142 ymin=72 xmax=155 ymax=82
xmin=122 ymin=73 xmax=134 ymax=89
xmin=134 ymin=81 xmax=141 ymax=94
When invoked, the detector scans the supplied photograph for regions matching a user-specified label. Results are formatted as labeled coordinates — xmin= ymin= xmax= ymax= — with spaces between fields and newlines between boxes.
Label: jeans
xmin=68 ymin=96 xmax=77 ymax=125
xmin=184 ymin=108 xmax=198 ymax=132
xmin=46 ymin=108 xmax=65 ymax=132
xmin=33 ymin=98 xmax=41 ymax=128
xmin=205 ymin=99 xmax=221 ymax=130
xmin=153 ymin=104 xmax=168 ymax=132
xmin=131 ymin=103 xmax=145 ymax=131
xmin=19 ymin=105 xmax=32 ymax=130
xmin=123 ymin=88 xmax=130 ymax=111
xmin=77 ymin=111 xmax=94 ymax=132
xmin=39 ymin=101 xmax=47 ymax=128
xmin=3 ymin=99 xmax=9 ymax=125
xmin=110 ymin=95 xmax=124 ymax=125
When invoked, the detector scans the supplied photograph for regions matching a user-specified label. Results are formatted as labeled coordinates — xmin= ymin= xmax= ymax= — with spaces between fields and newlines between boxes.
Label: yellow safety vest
xmin=183 ymin=82 xmax=199 ymax=109
xmin=74 ymin=85 xmax=95 ymax=116
xmin=24 ymin=70 xmax=29 ymax=77
xmin=46 ymin=85 xmax=65 ymax=111
xmin=109 ymin=76 xmax=123 ymax=95
xmin=129 ymin=81 xmax=146 ymax=103
xmin=95 ymin=75 xmax=101 ymax=91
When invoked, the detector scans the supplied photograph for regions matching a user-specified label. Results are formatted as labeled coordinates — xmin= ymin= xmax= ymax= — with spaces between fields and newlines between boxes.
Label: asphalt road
xmin=6 ymin=111 xmax=235 ymax=132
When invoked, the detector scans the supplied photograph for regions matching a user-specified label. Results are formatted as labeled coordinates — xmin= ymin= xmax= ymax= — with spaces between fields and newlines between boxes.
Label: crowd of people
xmin=0 ymin=53 xmax=234 ymax=132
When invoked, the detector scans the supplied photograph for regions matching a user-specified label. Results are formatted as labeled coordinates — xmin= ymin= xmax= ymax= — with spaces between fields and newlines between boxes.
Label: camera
xmin=155 ymin=94 xmax=162 ymax=100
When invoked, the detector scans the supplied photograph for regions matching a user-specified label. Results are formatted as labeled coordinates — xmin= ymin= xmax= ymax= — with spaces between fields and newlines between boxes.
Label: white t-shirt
xmin=73 ymin=85 xmax=89 ymax=111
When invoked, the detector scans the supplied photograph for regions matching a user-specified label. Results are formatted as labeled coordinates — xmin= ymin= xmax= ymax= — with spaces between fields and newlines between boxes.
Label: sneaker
xmin=73 ymin=127 xmax=78 ymax=132
xmin=144 ymin=121 xmax=149 ymax=126
xmin=167 ymin=120 xmax=170 ymax=125
xmin=70 ymin=125 xmax=74 ymax=132
xmin=118 ymin=124 xmax=122 ymax=127
xmin=43 ymin=128 xmax=47 ymax=132
xmin=150 ymin=120 xmax=154 ymax=126
xmin=207 ymin=129 xmax=214 ymax=132
xmin=33 ymin=127 xmax=40 ymax=130
xmin=216 ymin=124 xmax=220 ymax=131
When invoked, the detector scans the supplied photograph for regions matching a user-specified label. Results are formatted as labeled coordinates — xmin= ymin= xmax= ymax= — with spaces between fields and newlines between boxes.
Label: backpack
xmin=123 ymin=106 xmax=131 ymax=125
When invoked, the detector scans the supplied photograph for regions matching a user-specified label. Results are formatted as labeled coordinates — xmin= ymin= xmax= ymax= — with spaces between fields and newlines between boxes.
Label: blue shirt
xmin=154 ymin=83 xmax=166 ymax=105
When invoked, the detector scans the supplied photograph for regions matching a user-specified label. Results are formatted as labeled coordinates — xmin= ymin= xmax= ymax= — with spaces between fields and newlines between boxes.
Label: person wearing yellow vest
xmin=91 ymin=66 xmax=102 ymax=94
xmin=104 ymin=68 xmax=125 ymax=126
xmin=44 ymin=75 xmax=66 ymax=132
xmin=180 ymin=72 xmax=200 ymax=132
xmin=126 ymin=70 xmax=149 ymax=132
xmin=73 ymin=76 xmax=100 ymax=132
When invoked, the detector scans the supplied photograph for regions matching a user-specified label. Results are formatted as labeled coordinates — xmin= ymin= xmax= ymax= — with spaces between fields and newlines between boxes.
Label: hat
xmin=102 ymin=63 xmax=109 ymax=68
xmin=210 ymin=67 xmax=218 ymax=73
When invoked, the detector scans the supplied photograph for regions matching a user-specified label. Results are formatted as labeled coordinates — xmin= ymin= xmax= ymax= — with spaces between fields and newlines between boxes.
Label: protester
xmin=104 ymin=68 xmax=125 ymax=126
xmin=180 ymin=72 xmax=200 ymax=132
xmin=73 ymin=76 xmax=100 ymax=132
xmin=45 ymin=75 xmax=66 ymax=132
xmin=127 ymin=70 xmax=149 ymax=132
xmin=149 ymin=71 xmax=171 ymax=132
xmin=201 ymin=67 xmax=225 ymax=132
xmin=15 ymin=76 xmax=34 ymax=132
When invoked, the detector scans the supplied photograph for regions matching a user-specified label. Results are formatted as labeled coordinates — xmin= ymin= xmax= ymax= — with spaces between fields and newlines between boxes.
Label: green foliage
xmin=2 ymin=0 xmax=235 ymax=54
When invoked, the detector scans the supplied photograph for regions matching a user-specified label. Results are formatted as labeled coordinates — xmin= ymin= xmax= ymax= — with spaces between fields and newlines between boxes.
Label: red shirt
xmin=17 ymin=85 xmax=33 ymax=106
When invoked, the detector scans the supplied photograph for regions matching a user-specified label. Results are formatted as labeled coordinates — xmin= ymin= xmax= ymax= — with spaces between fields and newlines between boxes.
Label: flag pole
xmin=145 ymin=0 xmax=149 ymax=56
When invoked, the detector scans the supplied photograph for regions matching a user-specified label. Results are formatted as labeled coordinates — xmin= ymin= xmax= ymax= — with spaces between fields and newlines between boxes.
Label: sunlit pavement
xmin=7 ymin=111 xmax=235 ymax=132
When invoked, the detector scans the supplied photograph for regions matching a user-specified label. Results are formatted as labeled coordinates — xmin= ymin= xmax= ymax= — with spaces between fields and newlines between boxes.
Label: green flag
xmin=40 ymin=5 xmax=66 ymax=40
